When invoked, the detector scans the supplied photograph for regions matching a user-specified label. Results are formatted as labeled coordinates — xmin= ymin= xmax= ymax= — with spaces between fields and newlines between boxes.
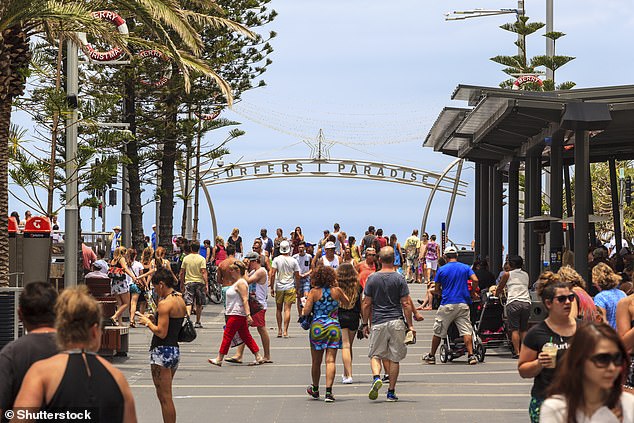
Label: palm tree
xmin=0 ymin=0 xmax=250 ymax=285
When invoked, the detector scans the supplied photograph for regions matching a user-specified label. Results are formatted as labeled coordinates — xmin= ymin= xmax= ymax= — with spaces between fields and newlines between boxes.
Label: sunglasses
xmin=553 ymin=294 xmax=576 ymax=304
xmin=589 ymin=352 xmax=623 ymax=368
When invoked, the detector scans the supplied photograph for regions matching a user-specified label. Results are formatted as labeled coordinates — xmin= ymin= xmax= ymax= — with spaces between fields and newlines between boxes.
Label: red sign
xmin=24 ymin=217 xmax=52 ymax=233
xmin=8 ymin=216 xmax=18 ymax=235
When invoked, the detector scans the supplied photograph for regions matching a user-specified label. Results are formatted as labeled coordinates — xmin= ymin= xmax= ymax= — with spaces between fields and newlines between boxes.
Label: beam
xmin=609 ymin=158 xmax=623 ymax=268
xmin=479 ymin=164 xmax=490 ymax=260
xmin=549 ymin=132 xmax=564 ymax=261
xmin=491 ymin=167 xmax=504 ymax=273
xmin=474 ymin=163 xmax=481 ymax=255
xmin=574 ymin=130 xmax=590 ymax=284
xmin=508 ymin=160 xmax=520 ymax=256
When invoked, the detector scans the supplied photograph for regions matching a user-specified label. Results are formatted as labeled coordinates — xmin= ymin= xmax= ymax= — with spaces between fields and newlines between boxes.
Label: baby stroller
xmin=438 ymin=320 xmax=485 ymax=363
xmin=476 ymin=292 xmax=513 ymax=354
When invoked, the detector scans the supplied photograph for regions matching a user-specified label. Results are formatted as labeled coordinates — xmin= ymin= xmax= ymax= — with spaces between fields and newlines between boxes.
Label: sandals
xmin=225 ymin=357 xmax=242 ymax=364
xmin=208 ymin=358 xmax=222 ymax=367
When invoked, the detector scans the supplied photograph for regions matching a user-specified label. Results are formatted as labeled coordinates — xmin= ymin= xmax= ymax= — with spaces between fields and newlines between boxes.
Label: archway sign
xmin=180 ymin=131 xmax=468 ymax=239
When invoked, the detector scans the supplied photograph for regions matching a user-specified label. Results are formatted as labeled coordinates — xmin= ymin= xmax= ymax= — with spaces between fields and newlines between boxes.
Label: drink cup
xmin=542 ymin=343 xmax=558 ymax=369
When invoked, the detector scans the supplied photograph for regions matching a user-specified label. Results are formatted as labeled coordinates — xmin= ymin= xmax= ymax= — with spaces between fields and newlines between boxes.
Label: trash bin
xmin=8 ymin=216 xmax=22 ymax=286
xmin=22 ymin=216 xmax=52 ymax=285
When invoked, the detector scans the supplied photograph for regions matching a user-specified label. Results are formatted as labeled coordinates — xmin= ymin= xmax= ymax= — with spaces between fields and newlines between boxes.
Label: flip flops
xmin=225 ymin=357 xmax=242 ymax=364
xmin=208 ymin=358 xmax=222 ymax=367
xmin=248 ymin=359 xmax=265 ymax=366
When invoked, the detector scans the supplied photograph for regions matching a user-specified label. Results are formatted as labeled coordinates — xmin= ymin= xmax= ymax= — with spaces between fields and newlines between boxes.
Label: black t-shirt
xmin=362 ymin=235 xmax=376 ymax=253
xmin=522 ymin=321 xmax=573 ymax=399
xmin=227 ymin=236 xmax=243 ymax=253
xmin=363 ymin=271 xmax=409 ymax=325
xmin=474 ymin=269 xmax=496 ymax=292
xmin=0 ymin=332 xmax=58 ymax=418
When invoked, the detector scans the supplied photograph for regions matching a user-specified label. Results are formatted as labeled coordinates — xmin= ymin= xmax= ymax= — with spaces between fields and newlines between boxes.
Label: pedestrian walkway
xmin=115 ymin=284 xmax=529 ymax=422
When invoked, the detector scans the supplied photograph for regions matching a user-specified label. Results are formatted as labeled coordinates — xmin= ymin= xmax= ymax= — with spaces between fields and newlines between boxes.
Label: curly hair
xmin=592 ymin=262 xmax=621 ymax=291
xmin=312 ymin=265 xmax=337 ymax=288
xmin=535 ymin=271 xmax=571 ymax=302
xmin=557 ymin=265 xmax=586 ymax=290
xmin=55 ymin=286 xmax=102 ymax=349
xmin=336 ymin=263 xmax=359 ymax=309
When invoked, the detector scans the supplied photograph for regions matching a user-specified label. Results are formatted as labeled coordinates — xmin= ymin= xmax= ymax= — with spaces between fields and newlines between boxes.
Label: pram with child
xmin=474 ymin=291 xmax=514 ymax=354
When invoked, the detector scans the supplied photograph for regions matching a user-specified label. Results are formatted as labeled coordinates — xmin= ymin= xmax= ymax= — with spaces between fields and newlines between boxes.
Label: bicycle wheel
xmin=207 ymin=282 xmax=222 ymax=304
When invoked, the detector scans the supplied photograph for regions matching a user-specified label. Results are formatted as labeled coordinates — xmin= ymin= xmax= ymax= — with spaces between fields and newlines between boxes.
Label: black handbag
xmin=178 ymin=314 xmax=197 ymax=342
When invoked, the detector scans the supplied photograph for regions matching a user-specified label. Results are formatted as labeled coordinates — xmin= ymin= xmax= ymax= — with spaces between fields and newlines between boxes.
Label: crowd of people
xmin=2 ymin=221 xmax=634 ymax=423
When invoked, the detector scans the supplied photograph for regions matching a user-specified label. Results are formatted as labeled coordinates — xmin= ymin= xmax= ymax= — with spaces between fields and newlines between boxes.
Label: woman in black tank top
xmin=12 ymin=286 xmax=136 ymax=423
xmin=136 ymin=268 xmax=187 ymax=423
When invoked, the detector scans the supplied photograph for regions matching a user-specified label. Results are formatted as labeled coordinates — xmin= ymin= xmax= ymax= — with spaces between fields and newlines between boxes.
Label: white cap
xmin=279 ymin=240 xmax=291 ymax=254
xmin=444 ymin=246 xmax=458 ymax=254
xmin=324 ymin=241 xmax=336 ymax=249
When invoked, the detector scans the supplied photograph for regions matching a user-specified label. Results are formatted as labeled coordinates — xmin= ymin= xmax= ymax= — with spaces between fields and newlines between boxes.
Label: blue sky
xmin=10 ymin=0 xmax=634 ymax=248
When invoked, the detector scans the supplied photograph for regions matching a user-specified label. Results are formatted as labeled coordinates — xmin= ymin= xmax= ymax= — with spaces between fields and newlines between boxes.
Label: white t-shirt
xmin=322 ymin=255 xmax=339 ymax=269
xmin=293 ymin=253 xmax=312 ymax=276
xmin=540 ymin=393 xmax=634 ymax=423
xmin=126 ymin=261 xmax=143 ymax=286
xmin=506 ymin=268 xmax=531 ymax=305
xmin=272 ymin=255 xmax=300 ymax=291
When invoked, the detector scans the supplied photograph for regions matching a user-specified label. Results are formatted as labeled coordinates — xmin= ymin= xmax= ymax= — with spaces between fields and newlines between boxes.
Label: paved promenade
xmin=114 ymin=284 xmax=530 ymax=422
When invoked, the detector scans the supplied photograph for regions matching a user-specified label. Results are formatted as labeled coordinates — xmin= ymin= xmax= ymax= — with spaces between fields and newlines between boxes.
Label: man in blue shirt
xmin=422 ymin=246 xmax=479 ymax=365
xmin=151 ymin=224 xmax=157 ymax=251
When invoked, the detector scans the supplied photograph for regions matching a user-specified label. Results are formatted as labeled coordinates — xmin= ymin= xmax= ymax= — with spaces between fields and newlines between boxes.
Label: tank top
xmin=150 ymin=317 xmax=183 ymax=349
xmin=426 ymin=241 xmax=438 ymax=261
xmin=225 ymin=280 xmax=248 ymax=316
xmin=214 ymin=245 xmax=227 ymax=265
xmin=249 ymin=270 xmax=268 ymax=309
xmin=351 ymin=245 xmax=361 ymax=262
xmin=312 ymin=287 xmax=339 ymax=320
xmin=322 ymin=255 xmax=339 ymax=269
xmin=506 ymin=268 xmax=531 ymax=304
xmin=393 ymin=243 xmax=401 ymax=266
xmin=43 ymin=351 xmax=124 ymax=422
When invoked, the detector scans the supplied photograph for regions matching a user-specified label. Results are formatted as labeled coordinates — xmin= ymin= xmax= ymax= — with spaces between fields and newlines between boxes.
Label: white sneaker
xmin=342 ymin=376 xmax=353 ymax=384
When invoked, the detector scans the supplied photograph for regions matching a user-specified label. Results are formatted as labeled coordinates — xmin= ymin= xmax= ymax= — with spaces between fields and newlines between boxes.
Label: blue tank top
xmin=393 ymin=243 xmax=401 ymax=266
xmin=312 ymin=287 xmax=339 ymax=319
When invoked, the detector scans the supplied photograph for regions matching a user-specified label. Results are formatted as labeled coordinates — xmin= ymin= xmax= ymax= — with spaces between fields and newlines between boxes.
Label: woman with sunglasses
xmin=616 ymin=288 xmax=634 ymax=394
xmin=518 ymin=272 xmax=578 ymax=423
xmin=540 ymin=322 xmax=634 ymax=423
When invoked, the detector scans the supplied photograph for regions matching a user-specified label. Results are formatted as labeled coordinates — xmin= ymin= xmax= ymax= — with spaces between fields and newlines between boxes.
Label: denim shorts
xmin=150 ymin=346 xmax=180 ymax=369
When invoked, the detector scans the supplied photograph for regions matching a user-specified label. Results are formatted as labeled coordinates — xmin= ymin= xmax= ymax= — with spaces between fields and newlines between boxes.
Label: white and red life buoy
xmin=77 ymin=11 xmax=128 ymax=62
xmin=196 ymin=110 xmax=221 ymax=121
xmin=512 ymin=75 xmax=544 ymax=90
xmin=137 ymin=50 xmax=172 ymax=87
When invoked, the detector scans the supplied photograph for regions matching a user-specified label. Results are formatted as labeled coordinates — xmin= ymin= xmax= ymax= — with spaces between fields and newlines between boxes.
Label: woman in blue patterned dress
xmin=302 ymin=266 xmax=349 ymax=402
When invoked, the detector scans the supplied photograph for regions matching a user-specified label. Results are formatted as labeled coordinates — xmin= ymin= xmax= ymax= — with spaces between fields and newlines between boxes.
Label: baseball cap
xmin=324 ymin=241 xmax=336 ymax=249
xmin=113 ymin=226 xmax=121 ymax=231
xmin=279 ymin=240 xmax=291 ymax=254
xmin=444 ymin=246 xmax=458 ymax=254
xmin=244 ymin=251 xmax=260 ymax=260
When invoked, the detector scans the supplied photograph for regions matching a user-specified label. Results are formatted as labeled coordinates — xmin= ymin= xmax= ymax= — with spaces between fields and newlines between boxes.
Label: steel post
xmin=508 ymin=160 xmax=520 ymax=256
xmin=609 ymin=158 xmax=623 ymax=264
xmin=491 ymin=167 xmax=504 ymax=273
xmin=549 ymin=133 xmax=564 ymax=252
xmin=574 ymin=131 xmax=590 ymax=284
xmin=475 ymin=163 xmax=481 ymax=255
xmin=480 ymin=164 xmax=490 ymax=260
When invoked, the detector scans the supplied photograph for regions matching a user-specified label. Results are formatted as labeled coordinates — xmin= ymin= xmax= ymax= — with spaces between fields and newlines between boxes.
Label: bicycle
xmin=206 ymin=263 xmax=222 ymax=304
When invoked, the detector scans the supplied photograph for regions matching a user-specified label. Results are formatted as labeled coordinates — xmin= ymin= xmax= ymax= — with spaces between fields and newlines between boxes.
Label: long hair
xmin=154 ymin=246 xmax=167 ymax=270
xmin=141 ymin=247 xmax=154 ymax=266
xmin=558 ymin=265 xmax=586 ymax=290
xmin=535 ymin=271 xmax=571 ymax=303
xmin=547 ymin=322 xmax=629 ymax=423
xmin=312 ymin=266 xmax=336 ymax=288
xmin=592 ymin=262 xmax=621 ymax=291
xmin=337 ymin=263 xmax=360 ymax=309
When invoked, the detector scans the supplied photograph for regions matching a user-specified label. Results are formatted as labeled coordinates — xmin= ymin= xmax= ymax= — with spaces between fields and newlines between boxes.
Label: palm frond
xmin=182 ymin=10 xmax=255 ymax=39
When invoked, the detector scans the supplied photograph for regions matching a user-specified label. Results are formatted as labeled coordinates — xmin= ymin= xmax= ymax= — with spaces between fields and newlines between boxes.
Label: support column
xmin=491 ymin=167 xmax=504 ymax=273
xmin=479 ymin=164 xmax=490 ymax=260
xmin=564 ymin=163 xmax=574 ymax=248
xmin=508 ymin=160 xmax=520 ymax=256
xmin=609 ymin=158 xmax=623 ymax=266
xmin=474 ymin=163 xmax=482 ymax=255
xmin=549 ymin=133 xmax=564 ymax=260
xmin=526 ymin=149 xmax=542 ymax=282
xmin=574 ymin=130 xmax=590 ymax=284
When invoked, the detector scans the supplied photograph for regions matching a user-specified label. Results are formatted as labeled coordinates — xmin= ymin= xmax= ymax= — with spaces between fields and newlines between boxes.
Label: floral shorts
xmin=110 ymin=279 xmax=129 ymax=295
xmin=150 ymin=346 xmax=180 ymax=369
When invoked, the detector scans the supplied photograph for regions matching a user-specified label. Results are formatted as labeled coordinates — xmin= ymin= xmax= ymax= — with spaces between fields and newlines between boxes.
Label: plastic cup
xmin=542 ymin=343 xmax=558 ymax=368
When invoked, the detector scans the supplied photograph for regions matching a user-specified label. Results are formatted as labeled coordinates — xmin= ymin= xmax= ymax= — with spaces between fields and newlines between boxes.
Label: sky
xmin=10 ymin=0 xmax=634 ymax=249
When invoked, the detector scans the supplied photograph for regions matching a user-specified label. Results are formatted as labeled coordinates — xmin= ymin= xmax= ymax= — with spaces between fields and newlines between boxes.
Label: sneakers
xmin=368 ymin=378 xmax=383 ymax=400
xmin=324 ymin=393 xmax=335 ymax=403
xmin=387 ymin=391 xmax=399 ymax=402
xmin=194 ymin=322 xmax=203 ymax=329
xmin=468 ymin=354 xmax=478 ymax=365
xmin=381 ymin=374 xmax=389 ymax=382
xmin=422 ymin=353 xmax=436 ymax=364
xmin=307 ymin=385 xmax=319 ymax=399
xmin=342 ymin=376 xmax=353 ymax=384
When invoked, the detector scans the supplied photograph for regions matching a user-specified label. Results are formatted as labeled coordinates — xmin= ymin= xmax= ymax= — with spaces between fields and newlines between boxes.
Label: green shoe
xmin=368 ymin=378 xmax=383 ymax=400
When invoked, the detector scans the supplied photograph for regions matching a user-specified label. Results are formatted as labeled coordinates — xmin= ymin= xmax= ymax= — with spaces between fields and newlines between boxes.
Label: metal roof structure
xmin=425 ymin=84 xmax=634 ymax=166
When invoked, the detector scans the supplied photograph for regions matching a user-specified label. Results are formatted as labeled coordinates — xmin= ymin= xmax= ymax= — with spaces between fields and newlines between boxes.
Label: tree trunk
xmin=124 ymin=74 xmax=145 ymax=253
xmin=0 ymin=25 xmax=31 ymax=286
xmin=159 ymin=93 xmax=179 ymax=254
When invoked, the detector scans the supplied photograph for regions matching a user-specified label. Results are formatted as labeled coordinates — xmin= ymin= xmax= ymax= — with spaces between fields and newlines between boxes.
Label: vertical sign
xmin=441 ymin=222 xmax=446 ymax=253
